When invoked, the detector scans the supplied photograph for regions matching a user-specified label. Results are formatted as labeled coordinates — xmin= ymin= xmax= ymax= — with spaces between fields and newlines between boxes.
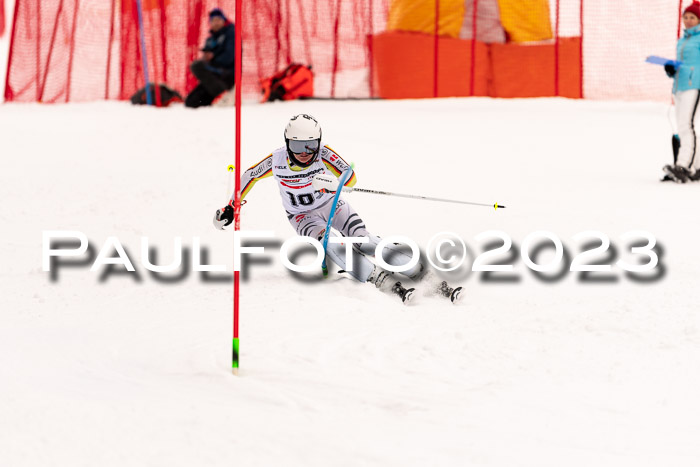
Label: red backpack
xmin=260 ymin=64 xmax=314 ymax=102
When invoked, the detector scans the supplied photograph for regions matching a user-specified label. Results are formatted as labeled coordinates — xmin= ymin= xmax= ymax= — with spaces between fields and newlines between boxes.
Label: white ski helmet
xmin=284 ymin=114 xmax=322 ymax=167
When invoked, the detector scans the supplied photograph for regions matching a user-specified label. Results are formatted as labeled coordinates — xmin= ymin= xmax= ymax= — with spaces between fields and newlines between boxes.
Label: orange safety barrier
xmin=491 ymin=37 xmax=581 ymax=98
xmin=372 ymin=31 xmax=582 ymax=99
xmin=371 ymin=31 xmax=490 ymax=99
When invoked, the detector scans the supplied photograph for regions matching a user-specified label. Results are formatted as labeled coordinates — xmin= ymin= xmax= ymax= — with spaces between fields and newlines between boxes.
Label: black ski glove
xmin=213 ymin=204 xmax=234 ymax=230
xmin=665 ymin=64 xmax=677 ymax=78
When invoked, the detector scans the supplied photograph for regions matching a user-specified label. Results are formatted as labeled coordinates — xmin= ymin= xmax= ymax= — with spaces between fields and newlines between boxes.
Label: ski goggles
xmin=288 ymin=139 xmax=320 ymax=154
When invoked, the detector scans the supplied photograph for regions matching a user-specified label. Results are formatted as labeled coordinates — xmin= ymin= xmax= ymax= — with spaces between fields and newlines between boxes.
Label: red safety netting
xmin=583 ymin=0 xmax=681 ymax=101
xmin=4 ymin=0 xmax=386 ymax=102
xmin=239 ymin=0 xmax=388 ymax=98
xmin=1 ymin=0 xmax=688 ymax=103
xmin=1 ymin=0 xmax=5 ymax=37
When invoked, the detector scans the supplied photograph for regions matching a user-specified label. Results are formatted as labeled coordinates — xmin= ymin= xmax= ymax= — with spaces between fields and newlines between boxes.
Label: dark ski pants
xmin=185 ymin=60 xmax=235 ymax=108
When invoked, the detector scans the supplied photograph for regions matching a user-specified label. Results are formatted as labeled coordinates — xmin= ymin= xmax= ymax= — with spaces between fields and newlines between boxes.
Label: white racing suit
xmin=235 ymin=145 xmax=423 ymax=282
xmin=287 ymin=197 xmax=423 ymax=282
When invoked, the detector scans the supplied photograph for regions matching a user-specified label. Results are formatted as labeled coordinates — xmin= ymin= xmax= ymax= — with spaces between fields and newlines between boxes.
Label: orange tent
xmin=387 ymin=0 xmax=466 ymax=38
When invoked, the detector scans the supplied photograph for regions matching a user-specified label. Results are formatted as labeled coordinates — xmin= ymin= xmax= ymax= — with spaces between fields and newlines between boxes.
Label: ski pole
xmin=321 ymin=165 xmax=355 ymax=277
xmin=346 ymin=186 xmax=505 ymax=210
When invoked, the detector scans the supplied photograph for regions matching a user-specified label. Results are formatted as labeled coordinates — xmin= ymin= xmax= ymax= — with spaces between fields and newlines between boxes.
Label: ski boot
xmin=368 ymin=267 xmax=392 ymax=289
xmin=391 ymin=281 xmax=415 ymax=304
xmin=663 ymin=164 xmax=691 ymax=183
xmin=437 ymin=281 xmax=463 ymax=304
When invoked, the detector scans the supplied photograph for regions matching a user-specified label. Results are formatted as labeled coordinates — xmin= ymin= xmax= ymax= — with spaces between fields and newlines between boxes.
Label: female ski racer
xmin=213 ymin=114 xmax=461 ymax=304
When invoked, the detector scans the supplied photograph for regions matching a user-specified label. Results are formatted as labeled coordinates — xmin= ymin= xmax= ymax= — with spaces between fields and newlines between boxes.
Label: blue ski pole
xmin=321 ymin=165 xmax=355 ymax=277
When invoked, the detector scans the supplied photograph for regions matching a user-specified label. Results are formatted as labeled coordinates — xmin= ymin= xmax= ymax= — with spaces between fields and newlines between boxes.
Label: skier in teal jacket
xmin=664 ymin=1 xmax=700 ymax=182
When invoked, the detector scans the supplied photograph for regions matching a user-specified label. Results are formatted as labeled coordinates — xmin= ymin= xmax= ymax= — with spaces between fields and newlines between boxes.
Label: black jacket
xmin=202 ymin=23 xmax=236 ymax=72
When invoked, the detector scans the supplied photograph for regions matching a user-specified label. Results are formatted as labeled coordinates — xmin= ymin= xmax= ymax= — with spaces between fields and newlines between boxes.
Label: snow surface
xmin=1 ymin=97 xmax=700 ymax=467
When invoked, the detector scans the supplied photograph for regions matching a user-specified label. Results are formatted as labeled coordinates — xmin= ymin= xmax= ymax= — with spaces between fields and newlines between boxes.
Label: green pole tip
xmin=232 ymin=338 xmax=239 ymax=368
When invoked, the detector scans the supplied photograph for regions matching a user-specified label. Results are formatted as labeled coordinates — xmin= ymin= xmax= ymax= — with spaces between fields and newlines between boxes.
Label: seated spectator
xmin=185 ymin=8 xmax=236 ymax=108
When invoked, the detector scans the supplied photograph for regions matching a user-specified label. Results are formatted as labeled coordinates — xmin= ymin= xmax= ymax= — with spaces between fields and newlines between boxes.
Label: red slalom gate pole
xmin=368 ymin=0 xmax=374 ymax=97
xmin=433 ymin=0 xmax=439 ymax=98
xmin=579 ymin=0 xmax=583 ymax=98
xmin=470 ymin=0 xmax=478 ymax=96
xmin=554 ymin=0 xmax=560 ymax=97
xmin=232 ymin=0 xmax=243 ymax=375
